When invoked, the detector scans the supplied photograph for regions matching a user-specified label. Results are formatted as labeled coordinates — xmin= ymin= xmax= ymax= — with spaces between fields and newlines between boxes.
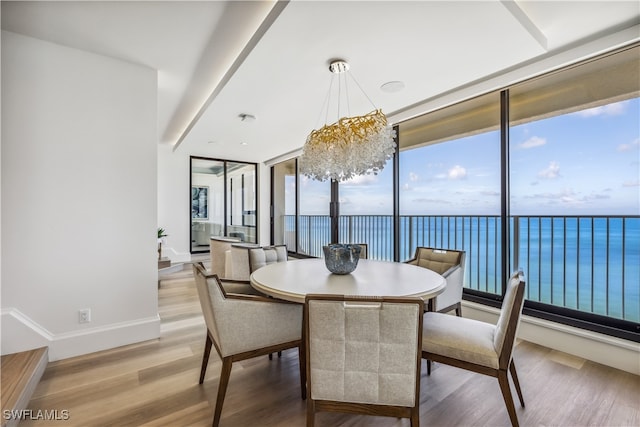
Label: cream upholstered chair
xmin=229 ymin=244 xmax=290 ymax=359
xmin=353 ymin=243 xmax=368 ymax=259
xmin=422 ymin=272 xmax=526 ymax=427
xmin=192 ymin=262 xmax=305 ymax=427
xmin=305 ymin=295 xmax=424 ymax=427
xmin=405 ymin=247 xmax=465 ymax=315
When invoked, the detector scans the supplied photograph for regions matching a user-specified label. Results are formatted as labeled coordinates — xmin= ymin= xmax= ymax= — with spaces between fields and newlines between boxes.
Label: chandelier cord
xmin=347 ymin=70 xmax=377 ymax=111
xmin=344 ymin=70 xmax=351 ymax=118
xmin=317 ymin=73 xmax=335 ymax=129
xmin=337 ymin=72 xmax=342 ymax=119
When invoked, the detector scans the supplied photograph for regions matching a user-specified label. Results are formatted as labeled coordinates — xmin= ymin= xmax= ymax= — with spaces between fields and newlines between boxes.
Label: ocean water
xmin=287 ymin=215 xmax=640 ymax=323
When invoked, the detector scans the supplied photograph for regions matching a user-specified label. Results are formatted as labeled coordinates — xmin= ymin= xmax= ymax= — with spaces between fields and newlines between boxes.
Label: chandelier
xmin=299 ymin=60 xmax=396 ymax=182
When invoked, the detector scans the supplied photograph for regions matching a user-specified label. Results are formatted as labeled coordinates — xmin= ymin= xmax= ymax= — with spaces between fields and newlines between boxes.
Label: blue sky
xmin=289 ymin=98 xmax=639 ymax=216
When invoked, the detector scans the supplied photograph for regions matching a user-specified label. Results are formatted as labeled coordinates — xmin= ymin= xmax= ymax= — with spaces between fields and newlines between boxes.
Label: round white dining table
xmin=250 ymin=258 xmax=446 ymax=304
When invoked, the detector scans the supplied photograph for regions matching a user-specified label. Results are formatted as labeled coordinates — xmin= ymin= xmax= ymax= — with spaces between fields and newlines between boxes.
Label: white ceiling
xmin=2 ymin=1 xmax=639 ymax=164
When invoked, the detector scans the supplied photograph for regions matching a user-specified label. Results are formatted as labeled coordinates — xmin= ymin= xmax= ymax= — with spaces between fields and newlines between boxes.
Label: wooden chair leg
xmin=298 ymin=346 xmax=307 ymax=400
xmin=509 ymin=359 xmax=525 ymax=407
xmin=199 ymin=333 xmax=213 ymax=384
xmin=426 ymin=359 xmax=432 ymax=375
xmin=268 ymin=353 xmax=273 ymax=360
xmin=497 ymin=369 xmax=519 ymax=427
xmin=213 ymin=357 xmax=233 ymax=427
xmin=410 ymin=406 xmax=420 ymax=427
xmin=278 ymin=351 xmax=282 ymax=358
xmin=455 ymin=302 xmax=462 ymax=317
xmin=306 ymin=398 xmax=315 ymax=427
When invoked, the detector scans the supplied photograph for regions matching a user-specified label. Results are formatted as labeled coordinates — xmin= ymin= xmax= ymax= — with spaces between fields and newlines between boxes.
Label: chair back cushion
xmin=413 ymin=247 xmax=462 ymax=275
xmin=248 ymin=245 xmax=288 ymax=272
xmin=306 ymin=296 xmax=423 ymax=407
xmin=493 ymin=273 xmax=526 ymax=357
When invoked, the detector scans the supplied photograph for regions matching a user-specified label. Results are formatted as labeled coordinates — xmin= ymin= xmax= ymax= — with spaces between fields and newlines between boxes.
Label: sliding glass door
xmin=190 ymin=156 xmax=257 ymax=253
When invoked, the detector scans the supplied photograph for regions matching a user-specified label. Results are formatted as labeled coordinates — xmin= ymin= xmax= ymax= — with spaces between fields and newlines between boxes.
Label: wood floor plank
xmin=21 ymin=263 xmax=639 ymax=426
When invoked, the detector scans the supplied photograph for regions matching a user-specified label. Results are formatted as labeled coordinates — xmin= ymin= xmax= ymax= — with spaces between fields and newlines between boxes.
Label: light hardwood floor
xmin=22 ymin=263 xmax=639 ymax=426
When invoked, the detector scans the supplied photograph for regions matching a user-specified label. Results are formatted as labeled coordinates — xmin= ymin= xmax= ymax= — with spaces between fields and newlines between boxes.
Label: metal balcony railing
xmin=283 ymin=214 xmax=639 ymax=322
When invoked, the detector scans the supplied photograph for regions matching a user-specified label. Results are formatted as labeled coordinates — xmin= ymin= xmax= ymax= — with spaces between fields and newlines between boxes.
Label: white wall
xmin=1 ymin=31 xmax=160 ymax=360
xmin=157 ymin=144 xmax=191 ymax=262
xmin=463 ymin=301 xmax=640 ymax=375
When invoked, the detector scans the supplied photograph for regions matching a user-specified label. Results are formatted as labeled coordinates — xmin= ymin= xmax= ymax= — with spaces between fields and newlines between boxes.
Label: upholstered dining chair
xmin=405 ymin=247 xmax=465 ymax=315
xmin=192 ymin=262 xmax=305 ymax=427
xmin=228 ymin=244 xmax=290 ymax=358
xmin=305 ymin=294 xmax=424 ymax=427
xmin=354 ymin=243 xmax=368 ymax=259
xmin=421 ymin=272 xmax=526 ymax=427
xmin=337 ymin=243 xmax=368 ymax=259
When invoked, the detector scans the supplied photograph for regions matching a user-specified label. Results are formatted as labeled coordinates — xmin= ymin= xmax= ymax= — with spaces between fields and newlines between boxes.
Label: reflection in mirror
xmin=227 ymin=162 xmax=256 ymax=243
xmin=190 ymin=156 xmax=257 ymax=253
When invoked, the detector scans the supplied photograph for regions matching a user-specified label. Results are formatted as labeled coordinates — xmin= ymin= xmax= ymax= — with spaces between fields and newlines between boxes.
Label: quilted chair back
xmin=408 ymin=247 xmax=463 ymax=275
xmin=406 ymin=247 xmax=465 ymax=313
xmin=248 ymin=245 xmax=288 ymax=272
xmin=305 ymin=294 xmax=424 ymax=426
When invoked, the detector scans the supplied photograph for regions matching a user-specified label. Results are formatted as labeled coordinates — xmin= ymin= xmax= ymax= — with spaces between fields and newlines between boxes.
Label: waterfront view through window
xmin=272 ymin=47 xmax=639 ymax=334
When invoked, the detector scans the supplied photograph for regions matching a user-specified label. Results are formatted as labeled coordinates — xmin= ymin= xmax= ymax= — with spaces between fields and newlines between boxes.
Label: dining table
xmin=250 ymin=258 xmax=446 ymax=303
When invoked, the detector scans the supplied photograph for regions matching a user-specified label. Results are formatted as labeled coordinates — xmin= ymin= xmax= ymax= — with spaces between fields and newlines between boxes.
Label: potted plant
xmin=158 ymin=228 xmax=168 ymax=260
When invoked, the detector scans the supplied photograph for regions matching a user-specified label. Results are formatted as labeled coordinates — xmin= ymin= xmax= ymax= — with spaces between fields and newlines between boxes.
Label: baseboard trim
xmin=1 ymin=308 xmax=160 ymax=361
xmin=462 ymin=301 xmax=640 ymax=375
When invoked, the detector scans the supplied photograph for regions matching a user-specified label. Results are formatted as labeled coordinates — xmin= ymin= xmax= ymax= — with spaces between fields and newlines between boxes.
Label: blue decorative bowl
xmin=323 ymin=244 xmax=362 ymax=274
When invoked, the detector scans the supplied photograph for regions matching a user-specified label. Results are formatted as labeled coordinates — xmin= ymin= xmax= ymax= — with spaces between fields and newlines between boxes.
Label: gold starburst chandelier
xmin=299 ymin=60 xmax=396 ymax=182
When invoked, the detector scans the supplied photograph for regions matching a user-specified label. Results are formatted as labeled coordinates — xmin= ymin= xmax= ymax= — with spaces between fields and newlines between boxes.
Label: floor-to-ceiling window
xmin=509 ymin=45 xmax=639 ymax=327
xmin=271 ymin=159 xmax=297 ymax=251
xmin=338 ymin=157 xmax=395 ymax=260
xmin=297 ymin=172 xmax=331 ymax=257
xmin=270 ymin=43 xmax=639 ymax=339
xmin=398 ymin=92 xmax=502 ymax=294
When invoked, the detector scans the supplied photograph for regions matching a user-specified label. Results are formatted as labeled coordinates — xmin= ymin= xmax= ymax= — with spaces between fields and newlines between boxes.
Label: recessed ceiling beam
xmin=501 ymin=0 xmax=548 ymax=51
xmin=172 ymin=1 xmax=290 ymax=152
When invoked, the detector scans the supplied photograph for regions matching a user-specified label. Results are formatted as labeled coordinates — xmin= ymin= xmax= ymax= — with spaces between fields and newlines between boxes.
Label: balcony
xmin=285 ymin=214 xmax=639 ymax=324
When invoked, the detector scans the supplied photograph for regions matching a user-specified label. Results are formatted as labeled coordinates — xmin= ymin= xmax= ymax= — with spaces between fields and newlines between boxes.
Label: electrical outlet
xmin=79 ymin=308 xmax=91 ymax=324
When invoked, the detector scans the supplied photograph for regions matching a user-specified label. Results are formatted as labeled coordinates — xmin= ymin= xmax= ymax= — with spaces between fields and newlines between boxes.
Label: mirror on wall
xmin=190 ymin=156 xmax=257 ymax=253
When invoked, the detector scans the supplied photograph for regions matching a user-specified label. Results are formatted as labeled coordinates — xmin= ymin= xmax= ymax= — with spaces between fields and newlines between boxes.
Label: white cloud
xmin=576 ymin=101 xmax=626 ymax=117
xmin=409 ymin=172 xmax=419 ymax=182
xmin=519 ymin=136 xmax=547 ymax=149
xmin=402 ymin=183 xmax=412 ymax=191
xmin=448 ymin=165 xmax=467 ymax=180
xmin=524 ymin=188 xmax=612 ymax=206
xmin=412 ymin=198 xmax=452 ymax=205
xmin=622 ymin=180 xmax=640 ymax=187
xmin=617 ymin=138 xmax=640 ymax=152
xmin=538 ymin=161 xmax=560 ymax=179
